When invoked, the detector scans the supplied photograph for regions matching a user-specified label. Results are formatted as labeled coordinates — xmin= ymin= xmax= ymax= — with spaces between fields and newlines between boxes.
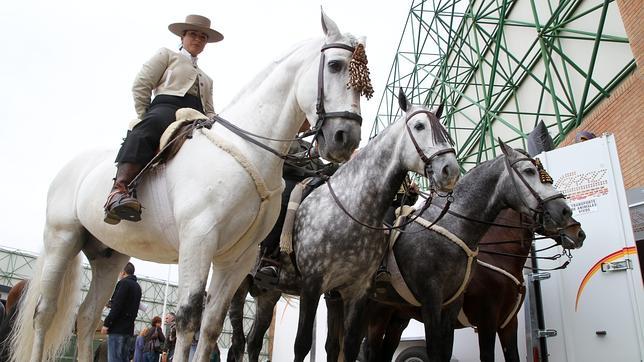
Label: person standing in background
xmin=101 ymin=262 xmax=142 ymax=362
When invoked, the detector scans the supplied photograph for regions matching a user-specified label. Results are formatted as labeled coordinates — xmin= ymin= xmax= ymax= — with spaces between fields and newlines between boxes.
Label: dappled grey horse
xmin=290 ymin=91 xmax=460 ymax=361
xmin=365 ymin=141 xmax=578 ymax=362
xmin=227 ymin=91 xmax=459 ymax=362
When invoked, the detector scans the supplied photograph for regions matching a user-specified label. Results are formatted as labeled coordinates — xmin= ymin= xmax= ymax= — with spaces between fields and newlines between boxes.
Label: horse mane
xmin=221 ymin=34 xmax=361 ymax=113
xmin=426 ymin=110 xmax=454 ymax=146
xmin=467 ymin=146 xmax=530 ymax=172
xmin=221 ymin=40 xmax=313 ymax=112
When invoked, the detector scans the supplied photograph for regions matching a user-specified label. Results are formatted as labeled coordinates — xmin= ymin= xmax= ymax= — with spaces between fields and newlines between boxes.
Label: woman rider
xmin=104 ymin=15 xmax=223 ymax=224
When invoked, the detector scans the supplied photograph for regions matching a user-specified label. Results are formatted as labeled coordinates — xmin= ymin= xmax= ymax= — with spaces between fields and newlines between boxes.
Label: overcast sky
xmin=0 ymin=0 xmax=410 ymax=282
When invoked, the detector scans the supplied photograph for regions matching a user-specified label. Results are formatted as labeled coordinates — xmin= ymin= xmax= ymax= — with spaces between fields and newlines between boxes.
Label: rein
xmin=479 ymin=247 xmax=573 ymax=271
xmin=326 ymin=179 xmax=452 ymax=231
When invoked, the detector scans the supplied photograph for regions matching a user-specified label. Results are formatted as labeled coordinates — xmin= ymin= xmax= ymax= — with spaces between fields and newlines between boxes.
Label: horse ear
xmin=434 ymin=102 xmax=445 ymax=118
xmin=498 ymin=138 xmax=512 ymax=156
xmin=398 ymin=88 xmax=410 ymax=112
xmin=321 ymin=8 xmax=341 ymax=40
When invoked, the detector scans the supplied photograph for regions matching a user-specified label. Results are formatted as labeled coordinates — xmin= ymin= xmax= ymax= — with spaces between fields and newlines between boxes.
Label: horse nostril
xmin=442 ymin=164 xmax=450 ymax=178
xmin=334 ymin=130 xmax=346 ymax=145
xmin=578 ymin=230 xmax=586 ymax=241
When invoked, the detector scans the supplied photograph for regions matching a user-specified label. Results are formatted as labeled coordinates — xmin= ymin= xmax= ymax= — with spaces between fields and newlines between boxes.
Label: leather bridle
xmin=404 ymin=109 xmax=456 ymax=182
xmin=500 ymin=146 xmax=565 ymax=226
xmin=312 ymin=43 xmax=364 ymax=132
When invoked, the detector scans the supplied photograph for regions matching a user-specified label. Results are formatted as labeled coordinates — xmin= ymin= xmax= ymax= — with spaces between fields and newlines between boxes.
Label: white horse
xmin=10 ymin=12 xmax=368 ymax=362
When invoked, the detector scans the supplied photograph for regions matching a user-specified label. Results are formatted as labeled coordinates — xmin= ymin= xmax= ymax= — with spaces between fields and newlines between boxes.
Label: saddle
xmin=129 ymin=108 xmax=214 ymax=190
xmin=279 ymin=176 xmax=327 ymax=254
xmin=157 ymin=108 xmax=214 ymax=165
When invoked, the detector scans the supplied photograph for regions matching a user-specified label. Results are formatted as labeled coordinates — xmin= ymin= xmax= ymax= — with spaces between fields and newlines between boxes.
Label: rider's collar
xmin=180 ymin=48 xmax=198 ymax=67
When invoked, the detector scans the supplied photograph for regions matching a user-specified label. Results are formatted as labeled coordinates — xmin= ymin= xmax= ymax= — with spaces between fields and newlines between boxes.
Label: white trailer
xmin=530 ymin=134 xmax=643 ymax=361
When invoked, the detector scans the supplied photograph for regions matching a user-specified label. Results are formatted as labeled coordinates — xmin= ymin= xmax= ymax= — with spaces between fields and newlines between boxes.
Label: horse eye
xmin=523 ymin=168 xmax=536 ymax=176
xmin=327 ymin=60 xmax=343 ymax=73
xmin=414 ymin=123 xmax=425 ymax=131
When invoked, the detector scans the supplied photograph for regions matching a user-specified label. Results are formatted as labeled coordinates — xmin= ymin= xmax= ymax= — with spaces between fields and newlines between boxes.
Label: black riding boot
xmin=104 ymin=162 xmax=143 ymax=225
xmin=255 ymin=251 xmax=281 ymax=290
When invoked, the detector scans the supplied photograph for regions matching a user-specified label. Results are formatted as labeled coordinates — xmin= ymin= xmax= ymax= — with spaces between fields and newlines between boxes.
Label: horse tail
xmin=0 ymin=299 xmax=18 ymax=360
xmin=9 ymin=254 xmax=82 ymax=362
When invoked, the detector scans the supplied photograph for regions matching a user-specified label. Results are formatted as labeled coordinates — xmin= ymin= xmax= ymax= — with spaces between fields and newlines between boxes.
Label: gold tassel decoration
xmin=348 ymin=43 xmax=374 ymax=99
xmin=535 ymin=158 xmax=553 ymax=184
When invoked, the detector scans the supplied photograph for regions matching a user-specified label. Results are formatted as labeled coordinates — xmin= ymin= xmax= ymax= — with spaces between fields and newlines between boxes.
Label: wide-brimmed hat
xmin=168 ymin=14 xmax=223 ymax=43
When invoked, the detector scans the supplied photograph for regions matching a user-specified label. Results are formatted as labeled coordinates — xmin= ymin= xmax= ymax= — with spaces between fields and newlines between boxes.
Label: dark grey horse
xmin=291 ymin=91 xmax=460 ymax=361
xmin=362 ymin=141 xmax=577 ymax=362
xmin=362 ymin=209 xmax=585 ymax=362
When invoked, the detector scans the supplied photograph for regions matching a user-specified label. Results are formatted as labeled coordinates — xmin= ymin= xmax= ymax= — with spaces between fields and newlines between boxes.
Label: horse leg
xmin=12 ymin=223 xmax=84 ymax=362
xmin=420 ymin=295 xmax=443 ymax=362
xmin=324 ymin=291 xmax=344 ymax=362
xmin=247 ymin=289 xmax=281 ymax=362
xmin=342 ymin=293 xmax=369 ymax=362
xmin=76 ymin=244 xmax=130 ymax=361
xmin=380 ymin=312 xmax=410 ymax=362
xmin=498 ymin=317 xmax=520 ymax=362
xmin=438 ymin=302 xmax=461 ymax=362
xmin=226 ymin=276 xmax=251 ymax=362
xmin=193 ymin=247 xmax=257 ymax=361
xmin=363 ymin=302 xmax=390 ymax=362
xmin=294 ymin=279 xmax=323 ymax=362
xmin=173 ymin=239 xmax=217 ymax=362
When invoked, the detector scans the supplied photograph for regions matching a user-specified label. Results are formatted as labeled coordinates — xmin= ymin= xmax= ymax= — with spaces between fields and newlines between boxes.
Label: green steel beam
xmin=371 ymin=0 xmax=634 ymax=176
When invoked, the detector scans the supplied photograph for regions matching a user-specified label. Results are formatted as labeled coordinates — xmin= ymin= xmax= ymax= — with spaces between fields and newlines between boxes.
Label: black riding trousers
xmin=115 ymin=94 xmax=203 ymax=164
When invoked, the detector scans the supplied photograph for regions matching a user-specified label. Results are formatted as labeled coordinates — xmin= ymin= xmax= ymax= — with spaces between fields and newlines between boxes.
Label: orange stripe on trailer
xmin=575 ymin=246 xmax=638 ymax=311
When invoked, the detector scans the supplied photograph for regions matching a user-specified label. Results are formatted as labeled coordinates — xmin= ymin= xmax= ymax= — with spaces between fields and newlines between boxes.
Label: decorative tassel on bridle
xmin=534 ymin=158 xmax=553 ymax=184
xmin=348 ymin=43 xmax=374 ymax=99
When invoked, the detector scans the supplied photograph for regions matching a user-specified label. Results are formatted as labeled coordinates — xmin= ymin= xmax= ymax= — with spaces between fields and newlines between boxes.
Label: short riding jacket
xmin=132 ymin=47 xmax=215 ymax=119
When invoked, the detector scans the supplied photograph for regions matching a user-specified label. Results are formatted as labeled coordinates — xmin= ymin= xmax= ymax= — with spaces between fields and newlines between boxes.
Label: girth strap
xmin=388 ymin=208 xmax=478 ymax=307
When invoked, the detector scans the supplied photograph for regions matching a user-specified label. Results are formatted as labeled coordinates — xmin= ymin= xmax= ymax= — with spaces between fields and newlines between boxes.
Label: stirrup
xmin=374 ymin=269 xmax=391 ymax=283
xmin=104 ymin=191 xmax=142 ymax=223
xmin=104 ymin=211 xmax=121 ymax=225
xmin=373 ymin=269 xmax=392 ymax=296
xmin=254 ymin=263 xmax=280 ymax=290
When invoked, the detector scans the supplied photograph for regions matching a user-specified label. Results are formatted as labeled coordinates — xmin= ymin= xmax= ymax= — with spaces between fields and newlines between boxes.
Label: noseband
xmin=404 ymin=109 xmax=456 ymax=183
xmin=313 ymin=43 xmax=364 ymax=131
xmin=501 ymin=147 xmax=565 ymax=225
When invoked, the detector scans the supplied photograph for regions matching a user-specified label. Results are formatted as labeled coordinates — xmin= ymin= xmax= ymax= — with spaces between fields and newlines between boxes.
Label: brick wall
xmin=559 ymin=0 xmax=643 ymax=190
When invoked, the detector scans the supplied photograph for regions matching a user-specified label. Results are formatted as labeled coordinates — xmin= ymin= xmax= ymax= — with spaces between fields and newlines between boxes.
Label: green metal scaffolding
xmin=371 ymin=0 xmax=634 ymax=174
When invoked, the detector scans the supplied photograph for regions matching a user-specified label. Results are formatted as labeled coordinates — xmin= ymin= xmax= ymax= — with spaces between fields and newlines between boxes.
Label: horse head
xmin=498 ymin=140 xmax=583 ymax=246
xmin=536 ymin=215 xmax=586 ymax=249
xmin=296 ymin=10 xmax=370 ymax=163
xmin=397 ymin=89 xmax=460 ymax=192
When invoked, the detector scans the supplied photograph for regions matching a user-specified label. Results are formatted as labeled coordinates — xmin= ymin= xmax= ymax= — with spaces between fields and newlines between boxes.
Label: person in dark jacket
xmin=101 ymin=262 xmax=142 ymax=362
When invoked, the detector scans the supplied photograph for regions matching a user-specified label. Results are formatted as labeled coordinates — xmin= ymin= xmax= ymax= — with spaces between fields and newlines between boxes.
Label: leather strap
xmin=476 ymin=260 xmax=526 ymax=329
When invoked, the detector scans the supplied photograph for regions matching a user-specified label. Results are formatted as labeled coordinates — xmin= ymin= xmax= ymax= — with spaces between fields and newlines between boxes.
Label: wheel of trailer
xmin=395 ymin=346 xmax=429 ymax=362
